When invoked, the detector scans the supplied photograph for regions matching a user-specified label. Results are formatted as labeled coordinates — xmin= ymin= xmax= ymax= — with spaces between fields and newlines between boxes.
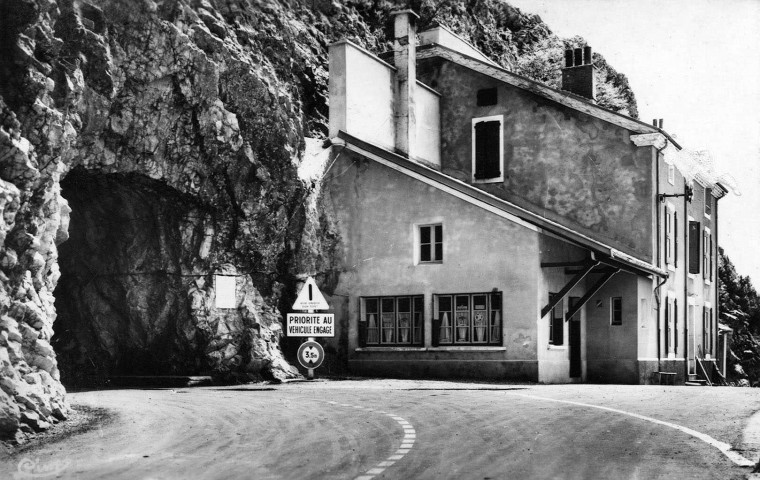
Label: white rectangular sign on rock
xmin=214 ymin=275 xmax=237 ymax=309
xmin=286 ymin=313 xmax=335 ymax=337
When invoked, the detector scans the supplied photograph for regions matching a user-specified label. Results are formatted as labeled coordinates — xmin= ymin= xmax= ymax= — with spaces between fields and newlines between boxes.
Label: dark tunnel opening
xmin=52 ymin=167 xmax=211 ymax=386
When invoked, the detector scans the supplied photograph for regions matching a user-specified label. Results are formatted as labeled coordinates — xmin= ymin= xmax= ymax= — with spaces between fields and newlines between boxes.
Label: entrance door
xmin=569 ymin=319 xmax=581 ymax=378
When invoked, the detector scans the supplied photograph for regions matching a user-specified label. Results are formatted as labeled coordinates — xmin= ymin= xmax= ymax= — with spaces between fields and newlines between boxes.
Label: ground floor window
xmin=360 ymin=296 xmax=423 ymax=346
xmin=610 ymin=297 xmax=622 ymax=325
xmin=549 ymin=292 xmax=564 ymax=346
xmin=434 ymin=292 xmax=502 ymax=345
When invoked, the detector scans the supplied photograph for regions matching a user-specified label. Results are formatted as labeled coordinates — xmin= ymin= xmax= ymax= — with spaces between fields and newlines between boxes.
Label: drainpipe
xmin=683 ymin=181 xmax=689 ymax=381
xmin=654 ymin=146 xmax=663 ymax=372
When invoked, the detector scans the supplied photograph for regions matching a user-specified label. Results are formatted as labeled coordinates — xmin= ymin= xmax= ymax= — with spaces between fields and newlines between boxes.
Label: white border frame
xmin=471 ymin=115 xmax=505 ymax=184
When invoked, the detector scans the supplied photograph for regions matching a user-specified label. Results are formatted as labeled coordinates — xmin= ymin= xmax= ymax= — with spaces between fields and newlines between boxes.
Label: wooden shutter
xmin=688 ymin=221 xmax=700 ymax=274
xmin=705 ymin=188 xmax=712 ymax=216
xmin=674 ymin=299 xmax=678 ymax=352
xmin=664 ymin=300 xmax=670 ymax=353
xmin=474 ymin=121 xmax=501 ymax=179
xmin=665 ymin=210 xmax=672 ymax=264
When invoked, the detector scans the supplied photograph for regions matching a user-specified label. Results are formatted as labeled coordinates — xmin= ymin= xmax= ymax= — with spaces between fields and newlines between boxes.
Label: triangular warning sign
xmin=292 ymin=276 xmax=329 ymax=311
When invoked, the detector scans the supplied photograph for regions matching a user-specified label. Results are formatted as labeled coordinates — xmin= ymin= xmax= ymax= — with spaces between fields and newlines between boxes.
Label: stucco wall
xmin=585 ymin=271 xmax=641 ymax=383
xmin=329 ymin=41 xmax=395 ymax=151
xmin=417 ymin=59 xmax=653 ymax=261
xmin=537 ymin=234 xmax=589 ymax=383
xmin=324 ymin=150 xmax=542 ymax=380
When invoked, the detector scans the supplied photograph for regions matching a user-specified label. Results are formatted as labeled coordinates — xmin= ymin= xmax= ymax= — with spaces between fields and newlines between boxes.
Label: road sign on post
xmin=291 ymin=276 xmax=330 ymax=380
xmin=292 ymin=277 xmax=330 ymax=311
xmin=297 ymin=341 xmax=324 ymax=370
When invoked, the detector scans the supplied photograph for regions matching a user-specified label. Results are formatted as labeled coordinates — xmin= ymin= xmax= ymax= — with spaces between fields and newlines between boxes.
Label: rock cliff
xmin=0 ymin=0 xmax=639 ymax=440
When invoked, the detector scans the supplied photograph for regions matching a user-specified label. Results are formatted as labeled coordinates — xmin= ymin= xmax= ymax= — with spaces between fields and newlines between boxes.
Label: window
xmin=667 ymin=164 xmax=675 ymax=185
xmin=704 ymin=188 xmax=712 ymax=217
xmin=361 ymin=296 xmax=423 ymax=346
xmin=688 ymin=221 xmax=701 ymax=274
xmin=419 ymin=224 xmax=442 ymax=263
xmin=476 ymin=87 xmax=498 ymax=106
xmin=610 ymin=297 xmax=622 ymax=325
xmin=665 ymin=207 xmax=673 ymax=266
xmin=674 ymin=211 xmax=679 ymax=267
xmin=703 ymin=228 xmax=712 ymax=281
xmin=472 ymin=116 xmax=503 ymax=182
xmin=434 ymin=292 xmax=502 ymax=345
xmin=549 ymin=292 xmax=564 ymax=346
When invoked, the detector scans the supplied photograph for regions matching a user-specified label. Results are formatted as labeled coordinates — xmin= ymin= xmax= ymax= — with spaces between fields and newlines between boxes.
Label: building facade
xmin=316 ymin=10 xmax=729 ymax=384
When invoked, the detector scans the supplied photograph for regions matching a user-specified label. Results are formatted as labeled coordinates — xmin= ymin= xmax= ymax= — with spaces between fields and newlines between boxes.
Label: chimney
xmin=561 ymin=46 xmax=596 ymax=101
xmin=391 ymin=10 xmax=419 ymax=158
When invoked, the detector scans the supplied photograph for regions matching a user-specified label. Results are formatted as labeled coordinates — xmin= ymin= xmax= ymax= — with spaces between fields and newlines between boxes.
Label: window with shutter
xmin=664 ymin=300 xmax=670 ymax=354
xmin=688 ymin=221 xmax=701 ymax=274
xmin=472 ymin=116 xmax=503 ymax=182
xmin=674 ymin=299 xmax=678 ymax=353
xmin=705 ymin=188 xmax=712 ymax=217
xmin=674 ymin=212 xmax=678 ymax=267
xmin=665 ymin=209 xmax=672 ymax=265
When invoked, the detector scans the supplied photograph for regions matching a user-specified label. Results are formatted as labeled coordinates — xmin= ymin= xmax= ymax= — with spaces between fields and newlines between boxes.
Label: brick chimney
xmin=391 ymin=10 xmax=419 ymax=158
xmin=561 ymin=46 xmax=596 ymax=101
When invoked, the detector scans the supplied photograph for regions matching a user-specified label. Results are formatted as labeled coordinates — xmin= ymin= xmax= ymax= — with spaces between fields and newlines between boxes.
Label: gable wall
xmin=417 ymin=58 xmax=654 ymax=262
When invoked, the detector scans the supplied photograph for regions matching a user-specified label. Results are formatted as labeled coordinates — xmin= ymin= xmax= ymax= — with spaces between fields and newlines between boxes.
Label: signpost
xmin=289 ymin=277 xmax=331 ymax=380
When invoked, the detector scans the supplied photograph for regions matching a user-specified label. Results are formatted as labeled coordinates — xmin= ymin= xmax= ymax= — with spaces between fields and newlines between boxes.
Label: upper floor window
xmin=704 ymin=187 xmax=712 ymax=217
xmin=472 ymin=115 xmax=504 ymax=183
xmin=703 ymin=227 xmax=713 ymax=282
xmin=476 ymin=88 xmax=498 ymax=106
xmin=665 ymin=205 xmax=676 ymax=267
xmin=688 ymin=220 xmax=701 ymax=275
xmin=667 ymin=164 xmax=675 ymax=185
xmin=419 ymin=224 xmax=443 ymax=263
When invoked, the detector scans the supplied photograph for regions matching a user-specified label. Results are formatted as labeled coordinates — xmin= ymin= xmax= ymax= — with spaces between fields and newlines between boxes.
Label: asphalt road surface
xmin=1 ymin=380 xmax=759 ymax=479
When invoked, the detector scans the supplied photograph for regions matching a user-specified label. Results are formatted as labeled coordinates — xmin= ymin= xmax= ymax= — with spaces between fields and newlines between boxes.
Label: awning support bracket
xmin=540 ymin=261 xmax=599 ymax=318
xmin=564 ymin=268 xmax=620 ymax=321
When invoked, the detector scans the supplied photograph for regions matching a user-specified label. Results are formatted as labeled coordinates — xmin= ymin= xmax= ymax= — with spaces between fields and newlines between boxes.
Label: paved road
xmin=1 ymin=380 xmax=758 ymax=479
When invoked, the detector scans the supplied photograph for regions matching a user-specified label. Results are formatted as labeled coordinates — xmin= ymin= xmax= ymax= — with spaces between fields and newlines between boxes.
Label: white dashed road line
xmin=326 ymin=401 xmax=416 ymax=480
xmin=511 ymin=392 xmax=756 ymax=468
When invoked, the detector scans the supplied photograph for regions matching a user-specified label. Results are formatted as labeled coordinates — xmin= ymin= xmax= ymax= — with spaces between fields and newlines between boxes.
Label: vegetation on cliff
xmin=719 ymin=248 xmax=760 ymax=386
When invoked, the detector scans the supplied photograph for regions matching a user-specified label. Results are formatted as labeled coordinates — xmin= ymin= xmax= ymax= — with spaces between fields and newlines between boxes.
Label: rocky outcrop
xmin=0 ymin=0 xmax=641 ymax=439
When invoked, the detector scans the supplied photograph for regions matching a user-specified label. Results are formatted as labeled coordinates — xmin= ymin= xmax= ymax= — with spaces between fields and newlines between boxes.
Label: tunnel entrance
xmin=53 ymin=168 xmax=210 ymax=386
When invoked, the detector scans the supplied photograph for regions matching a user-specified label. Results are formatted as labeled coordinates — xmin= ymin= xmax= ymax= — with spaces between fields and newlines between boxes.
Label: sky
xmin=505 ymin=0 xmax=760 ymax=282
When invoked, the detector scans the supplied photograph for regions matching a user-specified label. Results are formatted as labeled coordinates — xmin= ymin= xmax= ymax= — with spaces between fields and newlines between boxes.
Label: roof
xmin=333 ymin=131 xmax=668 ymax=278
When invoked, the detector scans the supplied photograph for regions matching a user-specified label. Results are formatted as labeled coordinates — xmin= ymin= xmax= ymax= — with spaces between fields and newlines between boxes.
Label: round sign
xmin=297 ymin=341 xmax=325 ymax=369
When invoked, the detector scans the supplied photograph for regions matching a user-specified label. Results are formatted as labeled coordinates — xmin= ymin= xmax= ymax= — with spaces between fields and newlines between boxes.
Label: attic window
xmin=477 ymin=88 xmax=498 ymax=106
xmin=472 ymin=115 xmax=504 ymax=183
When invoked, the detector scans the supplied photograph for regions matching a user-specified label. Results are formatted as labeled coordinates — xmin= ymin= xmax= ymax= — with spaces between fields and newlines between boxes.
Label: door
xmin=569 ymin=319 xmax=581 ymax=378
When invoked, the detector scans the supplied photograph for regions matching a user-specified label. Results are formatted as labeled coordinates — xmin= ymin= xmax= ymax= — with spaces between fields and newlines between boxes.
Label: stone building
xmin=317 ymin=10 xmax=730 ymax=384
